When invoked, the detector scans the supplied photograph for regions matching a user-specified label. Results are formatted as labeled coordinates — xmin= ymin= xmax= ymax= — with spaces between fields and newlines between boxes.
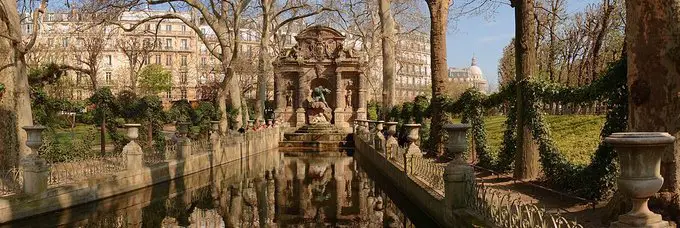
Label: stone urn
xmin=443 ymin=124 xmax=472 ymax=163
xmin=210 ymin=121 xmax=220 ymax=133
xmin=124 ymin=124 xmax=141 ymax=140
xmin=404 ymin=124 xmax=422 ymax=155
xmin=177 ymin=122 xmax=191 ymax=137
xmin=23 ymin=126 xmax=48 ymax=155
xmin=605 ymin=132 xmax=675 ymax=227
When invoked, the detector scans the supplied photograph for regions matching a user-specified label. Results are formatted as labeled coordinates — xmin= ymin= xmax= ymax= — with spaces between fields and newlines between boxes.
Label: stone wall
xmin=353 ymin=137 xmax=481 ymax=227
xmin=0 ymin=127 xmax=280 ymax=223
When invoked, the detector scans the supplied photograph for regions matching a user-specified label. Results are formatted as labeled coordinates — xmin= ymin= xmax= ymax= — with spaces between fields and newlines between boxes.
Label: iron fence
xmin=48 ymin=154 xmax=126 ymax=186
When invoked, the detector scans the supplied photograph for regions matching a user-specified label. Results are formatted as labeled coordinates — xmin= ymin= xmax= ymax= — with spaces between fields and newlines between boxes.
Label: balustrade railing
xmin=410 ymin=156 xmax=445 ymax=193
xmin=465 ymin=179 xmax=583 ymax=228
xmin=0 ymin=168 xmax=23 ymax=196
xmin=48 ymin=154 xmax=126 ymax=186
xmin=353 ymin=120 xmax=584 ymax=228
xmin=144 ymin=139 xmax=177 ymax=166
xmin=193 ymin=137 xmax=212 ymax=155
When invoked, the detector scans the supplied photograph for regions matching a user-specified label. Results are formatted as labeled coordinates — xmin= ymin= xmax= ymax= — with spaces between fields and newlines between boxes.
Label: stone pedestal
xmin=123 ymin=124 xmax=143 ymax=170
xmin=22 ymin=155 xmax=48 ymax=195
xmin=443 ymin=123 xmax=474 ymax=214
xmin=296 ymin=108 xmax=306 ymax=127
xmin=385 ymin=122 xmax=398 ymax=159
xmin=177 ymin=122 xmax=192 ymax=159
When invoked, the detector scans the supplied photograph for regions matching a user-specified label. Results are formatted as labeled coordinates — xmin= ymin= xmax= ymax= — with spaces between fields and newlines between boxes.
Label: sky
xmin=445 ymin=0 xmax=597 ymax=92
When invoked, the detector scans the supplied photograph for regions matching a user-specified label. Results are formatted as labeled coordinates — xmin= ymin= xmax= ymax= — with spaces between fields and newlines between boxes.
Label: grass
xmin=482 ymin=115 xmax=606 ymax=166
xmin=53 ymin=124 xmax=115 ymax=146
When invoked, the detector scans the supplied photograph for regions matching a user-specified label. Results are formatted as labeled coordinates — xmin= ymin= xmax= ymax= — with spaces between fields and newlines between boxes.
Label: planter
xmin=210 ymin=121 xmax=220 ymax=133
xmin=605 ymin=132 xmax=674 ymax=227
xmin=123 ymin=124 xmax=141 ymax=140
xmin=443 ymin=124 xmax=471 ymax=163
xmin=404 ymin=124 xmax=421 ymax=155
xmin=22 ymin=126 xmax=47 ymax=154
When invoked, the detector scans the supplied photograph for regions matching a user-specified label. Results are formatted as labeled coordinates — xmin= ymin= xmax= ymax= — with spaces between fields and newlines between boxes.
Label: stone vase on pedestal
xmin=21 ymin=125 xmax=49 ymax=195
xmin=374 ymin=121 xmax=385 ymax=152
xmin=123 ymin=124 xmax=143 ymax=170
xmin=177 ymin=122 xmax=192 ymax=159
xmin=443 ymin=123 xmax=474 ymax=210
xmin=385 ymin=122 xmax=398 ymax=159
xmin=404 ymin=124 xmax=422 ymax=155
xmin=605 ymin=132 xmax=675 ymax=228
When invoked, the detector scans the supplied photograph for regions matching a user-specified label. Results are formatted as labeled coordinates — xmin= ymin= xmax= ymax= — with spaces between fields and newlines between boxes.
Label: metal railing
xmin=410 ymin=156 xmax=445 ymax=194
xmin=48 ymin=154 xmax=126 ymax=186
xmin=0 ymin=168 xmax=23 ymax=196
xmin=192 ymin=137 xmax=212 ymax=155
xmin=144 ymin=139 xmax=177 ymax=166
xmin=465 ymin=178 xmax=584 ymax=228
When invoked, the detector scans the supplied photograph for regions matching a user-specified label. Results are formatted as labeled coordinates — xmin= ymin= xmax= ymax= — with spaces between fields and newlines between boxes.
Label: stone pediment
xmin=279 ymin=26 xmax=355 ymax=63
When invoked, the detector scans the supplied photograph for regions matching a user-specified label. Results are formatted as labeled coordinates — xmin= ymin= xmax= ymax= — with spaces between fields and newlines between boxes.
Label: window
xmin=165 ymin=24 xmax=172 ymax=31
xmin=180 ymin=72 xmax=188 ymax=83
xmin=106 ymin=55 xmax=112 ymax=65
xmin=166 ymin=55 xmax=172 ymax=66
xmin=201 ymin=57 xmax=206 ymax=66
xmin=145 ymin=24 xmax=151 ymax=31
xmin=47 ymin=13 xmax=54 ymax=21
xmin=200 ymin=28 xmax=206 ymax=34
xmin=62 ymin=38 xmax=68 ymax=48
xmin=105 ymin=72 xmax=112 ymax=84
xmin=181 ymin=55 xmax=187 ymax=66
xmin=165 ymin=39 xmax=172 ymax=49
xmin=180 ymin=88 xmax=187 ymax=99
xmin=166 ymin=90 xmax=171 ymax=99
xmin=47 ymin=38 xmax=54 ymax=47
xmin=181 ymin=25 xmax=186 ymax=32
xmin=181 ymin=39 xmax=188 ymax=50
xmin=77 ymin=90 xmax=83 ymax=100
xmin=146 ymin=55 xmax=151 ymax=65
xmin=76 ymin=72 xmax=82 ymax=86
xmin=155 ymin=55 xmax=161 ymax=64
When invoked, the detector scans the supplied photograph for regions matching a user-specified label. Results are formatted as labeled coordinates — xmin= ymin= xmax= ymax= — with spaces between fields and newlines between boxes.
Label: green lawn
xmin=482 ymin=115 xmax=606 ymax=166
xmin=53 ymin=124 xmax=115 ymax=146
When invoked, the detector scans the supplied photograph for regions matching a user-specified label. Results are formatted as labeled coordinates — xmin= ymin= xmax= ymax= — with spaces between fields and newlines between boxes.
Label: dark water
xmin=3 ymin=150 xmax=437 ymax=227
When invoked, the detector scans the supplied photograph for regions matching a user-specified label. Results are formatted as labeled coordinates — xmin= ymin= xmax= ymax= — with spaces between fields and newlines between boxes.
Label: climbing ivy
xmin=438 ymin=59 xmax=627 ymax=200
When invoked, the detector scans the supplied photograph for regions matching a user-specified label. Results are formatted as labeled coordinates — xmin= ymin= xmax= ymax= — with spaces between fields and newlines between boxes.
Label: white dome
xmin=468 ymin=56 xmax=483 ymax=79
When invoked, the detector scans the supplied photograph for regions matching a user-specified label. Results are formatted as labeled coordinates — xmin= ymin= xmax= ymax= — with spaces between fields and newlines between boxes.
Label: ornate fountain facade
xmin=273 ymin=26 xmax=366 ymax=133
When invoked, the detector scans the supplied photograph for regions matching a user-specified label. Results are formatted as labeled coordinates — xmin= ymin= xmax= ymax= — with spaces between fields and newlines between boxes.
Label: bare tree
xmin=425 ymin=0 xmax=451 ymax=158
xmin=254 ymin=0 xmax=332 ymax=120
xmin=0 ymin=0 xmax=48 ymax=166
xmin=117 ymin=29 xmax=157 ymax=94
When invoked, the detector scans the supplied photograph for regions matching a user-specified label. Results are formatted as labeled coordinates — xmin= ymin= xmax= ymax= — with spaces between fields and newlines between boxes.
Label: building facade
xmin=447 ymin=56 xmax=489 ymax=93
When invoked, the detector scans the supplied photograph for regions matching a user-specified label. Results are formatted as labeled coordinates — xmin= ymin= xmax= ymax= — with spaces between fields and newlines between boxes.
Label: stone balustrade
xmin=0 ymin=121 xmax=280 ymax=223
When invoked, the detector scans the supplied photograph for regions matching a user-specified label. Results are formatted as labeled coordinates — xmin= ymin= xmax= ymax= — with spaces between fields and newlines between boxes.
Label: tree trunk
xmin=626 ymin=0 xmax=680 ymax=209
xmin=100 ymin=113 xmax=106 ymax=156
xmin=0 ymin=20 xmax=19 ymax=169
xmin=380 ymin=0 xmax=396 ymax=119
xmin=513 ymin=0 xmax=540 ymax=180
xmin=426 ymin=0 xmax=451 ymax=158
xmin=256 ymin=6 xmax=271 ymax=121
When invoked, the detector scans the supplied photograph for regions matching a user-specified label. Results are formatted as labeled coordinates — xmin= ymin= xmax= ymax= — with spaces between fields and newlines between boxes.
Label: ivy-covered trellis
xmin=440 ymin=59 xmax=627 ymax=200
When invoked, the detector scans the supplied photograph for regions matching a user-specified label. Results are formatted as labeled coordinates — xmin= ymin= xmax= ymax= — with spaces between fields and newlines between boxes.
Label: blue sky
xmin=446 ymin=0 xmax=597 ymax=91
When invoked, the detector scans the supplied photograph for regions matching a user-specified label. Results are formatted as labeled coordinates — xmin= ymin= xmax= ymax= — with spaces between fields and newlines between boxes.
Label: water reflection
xmin=3 ymin=151 xmax=430 ymax=227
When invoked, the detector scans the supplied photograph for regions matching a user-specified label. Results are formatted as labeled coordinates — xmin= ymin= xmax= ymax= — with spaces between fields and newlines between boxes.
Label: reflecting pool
xmin=2 ymin=150 xmax=436 ymax=227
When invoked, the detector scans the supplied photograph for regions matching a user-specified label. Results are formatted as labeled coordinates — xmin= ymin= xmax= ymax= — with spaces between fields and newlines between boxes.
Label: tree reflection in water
xmin=3 ymin=151 xmax=428 ymax=228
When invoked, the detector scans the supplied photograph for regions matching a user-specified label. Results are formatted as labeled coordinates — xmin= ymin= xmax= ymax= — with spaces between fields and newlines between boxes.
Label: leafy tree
xmin=0 ymin=83 xmax=4 ymax=101
xmin=89 ymin=88 xmax=119 ymax=156
xmin=138 ymin=64 xmax=172 ymax=96
xmin=168 ymin=99 xmax=193 ymax=123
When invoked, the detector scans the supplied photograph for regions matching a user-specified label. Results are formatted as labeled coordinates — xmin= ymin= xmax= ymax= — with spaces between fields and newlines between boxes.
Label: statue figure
xmin=285 ymin=90 xmax=293 ymax=107
xmin=312 ymin=86 xmax=331 ymax=106
xmin=345 ymin=89 xmax=352 ymax=108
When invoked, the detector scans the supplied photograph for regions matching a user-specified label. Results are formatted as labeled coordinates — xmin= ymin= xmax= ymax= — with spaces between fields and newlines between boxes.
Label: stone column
xmin=123 ymin=124 xmax=143 ymax=170
xmin=177 ymin=122 xmax=192 ymax=160
xmin=21 ymin=126 xmax=48 ymax=195
xmin=296 ymin=71 xmax=307 ymax=127
xmin=274 ymin=73 xmax=284 ymax=113
xmin=357 ymin=73 xmax=367 ymax=120
xmin=334 ymin=71 xmax=345 ymax=128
